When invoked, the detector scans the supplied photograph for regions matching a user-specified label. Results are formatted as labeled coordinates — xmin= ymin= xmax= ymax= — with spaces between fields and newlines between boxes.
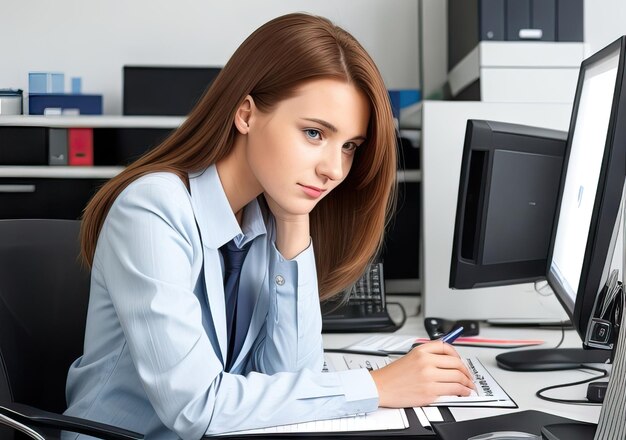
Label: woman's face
xmin=245 ymin=78 xmax=370 ymax=216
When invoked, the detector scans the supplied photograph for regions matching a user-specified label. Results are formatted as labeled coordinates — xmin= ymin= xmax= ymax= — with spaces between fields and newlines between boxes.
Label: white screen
xmin=550 ymin=50 xmax=620 ymax=308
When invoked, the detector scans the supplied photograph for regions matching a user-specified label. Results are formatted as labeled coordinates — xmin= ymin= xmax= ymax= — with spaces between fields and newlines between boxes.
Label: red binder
xmin=68 ymin=128 xmax=93 ymax=166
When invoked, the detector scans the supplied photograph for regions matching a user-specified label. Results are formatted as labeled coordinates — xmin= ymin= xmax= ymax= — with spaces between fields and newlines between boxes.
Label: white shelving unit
xmin=0 ymin=115 xmax=184 ymax=128
xmin=0 ymin=115 xmax=183 ymax=219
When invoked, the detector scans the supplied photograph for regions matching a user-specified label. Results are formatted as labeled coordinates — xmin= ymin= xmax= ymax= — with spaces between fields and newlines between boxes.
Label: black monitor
xmin=123 ymin=66 xmax=221 ymax=116
xmin=547 ymin=37 xmax=626 ymax=346
xmin=497 ymin=36 xmax=626 ymax=374
xmin=450 ymin=120 xmax=567 ymax=289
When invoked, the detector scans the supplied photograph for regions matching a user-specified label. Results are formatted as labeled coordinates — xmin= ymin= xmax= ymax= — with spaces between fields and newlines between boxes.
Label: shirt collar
xmin=189 ymin=165 xmax=266 ymax=250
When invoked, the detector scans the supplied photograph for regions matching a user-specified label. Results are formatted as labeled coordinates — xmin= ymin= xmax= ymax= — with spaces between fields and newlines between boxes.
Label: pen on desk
xmin=411 ymin=326 xmax=465 ymax=349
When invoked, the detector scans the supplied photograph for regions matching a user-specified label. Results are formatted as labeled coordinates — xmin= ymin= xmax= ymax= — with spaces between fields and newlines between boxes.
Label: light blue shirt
xmin=64 ymin=165 xmax=378 ymax=439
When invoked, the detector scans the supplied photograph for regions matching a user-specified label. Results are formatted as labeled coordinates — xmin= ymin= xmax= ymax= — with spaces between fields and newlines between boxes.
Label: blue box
xmin=28 ymin=93 xmax=103 ymax=115
xmin=29 ymin=72 xmax=65 ymax=94
xmin=388 ymin=89 xmax=421 ymax=121
xmin=71 ymin=77 xmax=82 ymax=94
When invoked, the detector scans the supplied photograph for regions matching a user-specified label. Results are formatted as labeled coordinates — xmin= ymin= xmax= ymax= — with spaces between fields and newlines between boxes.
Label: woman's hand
xmin=264 ymin=193 xmax=311 ymax=259
xmin=369 ymin=341 xmax=475 ymax=408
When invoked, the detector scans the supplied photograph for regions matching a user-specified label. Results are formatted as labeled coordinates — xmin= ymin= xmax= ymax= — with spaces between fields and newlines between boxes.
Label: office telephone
xmin=321 ymin=262 xmax=400 ymax=332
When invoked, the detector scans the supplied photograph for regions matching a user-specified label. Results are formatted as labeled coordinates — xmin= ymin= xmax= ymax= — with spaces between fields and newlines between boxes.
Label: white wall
xmin=585 ymin=0 xmax=626 ymax=55
xmin=1 ymin=0 xmax=419 ymax=115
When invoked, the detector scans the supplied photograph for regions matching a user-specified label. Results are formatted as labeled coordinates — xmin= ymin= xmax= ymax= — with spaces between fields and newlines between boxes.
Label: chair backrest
xmin=0 ymin=219 xmax=90 ymax=414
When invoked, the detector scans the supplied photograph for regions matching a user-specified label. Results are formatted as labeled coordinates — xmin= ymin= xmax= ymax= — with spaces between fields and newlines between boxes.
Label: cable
xmin=534 ymin=279 xmax=555 ymax=297
xmin=386 ymin=301 xmax=407 ymax=330
xmin=535 ymin=365 xmax=609 ymax=405
xmin=553 ymin=320 xmax=566 ymax=349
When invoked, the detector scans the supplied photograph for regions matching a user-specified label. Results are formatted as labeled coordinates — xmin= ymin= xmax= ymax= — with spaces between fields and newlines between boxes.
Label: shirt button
xmin=275 ymin=275 xmax=285 ymax=286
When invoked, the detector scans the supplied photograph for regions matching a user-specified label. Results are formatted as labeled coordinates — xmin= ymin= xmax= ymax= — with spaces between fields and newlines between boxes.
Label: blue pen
xmin=440 ymin=325 xmax=464 ymax=344
xmin=411 ymin=326 xmax=465 ymax=349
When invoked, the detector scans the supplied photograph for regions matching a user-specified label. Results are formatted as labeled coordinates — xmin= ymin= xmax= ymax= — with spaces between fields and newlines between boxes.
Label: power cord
xmin=385 ymin=301 xmax=407 ymax=330
xmin=535 ymin=365 xmax=609 ymax=405
xmin=553 ymin=320 xmax=566 ymax=349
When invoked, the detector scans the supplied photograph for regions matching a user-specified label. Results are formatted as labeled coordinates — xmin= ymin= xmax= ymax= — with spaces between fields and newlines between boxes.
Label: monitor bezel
xmin=546 ymin=36 xmax=626 ymax=342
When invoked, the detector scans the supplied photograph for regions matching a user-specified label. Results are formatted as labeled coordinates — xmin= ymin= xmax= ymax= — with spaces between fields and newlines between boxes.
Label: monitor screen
xmin=547 ymin=37 xmax=626 ymax=343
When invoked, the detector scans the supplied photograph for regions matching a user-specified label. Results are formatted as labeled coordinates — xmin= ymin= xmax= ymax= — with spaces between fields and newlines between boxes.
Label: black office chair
xmin=0 ymin=219 xmax=142 ymax=439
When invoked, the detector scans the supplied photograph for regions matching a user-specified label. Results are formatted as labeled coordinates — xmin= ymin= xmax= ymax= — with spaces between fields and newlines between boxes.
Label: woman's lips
xmin=299 ymin=184 xmax=325 ymax=198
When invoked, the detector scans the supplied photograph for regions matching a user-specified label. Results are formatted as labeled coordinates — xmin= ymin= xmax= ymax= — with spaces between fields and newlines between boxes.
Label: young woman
xmin=65 ymin=13 xmax=474 ymax=439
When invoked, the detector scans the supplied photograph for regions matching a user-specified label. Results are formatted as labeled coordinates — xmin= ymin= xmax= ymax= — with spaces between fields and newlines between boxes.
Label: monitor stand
xmin=541 ymin=422 xmax=597 ymax=440
xmin=496 ymin=348 xmax=610 ymax=371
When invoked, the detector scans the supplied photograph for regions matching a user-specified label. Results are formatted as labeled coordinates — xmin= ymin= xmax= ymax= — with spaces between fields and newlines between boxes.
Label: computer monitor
xmin=450 ymin=120 xmax=567 ymax=289
xmin=547 ymin=37 xmax=626 ymax=346
xmin=497 ymin=36 xmax=626 ymax=372
xmin=123 ymin=66 xmax=221 ymax=116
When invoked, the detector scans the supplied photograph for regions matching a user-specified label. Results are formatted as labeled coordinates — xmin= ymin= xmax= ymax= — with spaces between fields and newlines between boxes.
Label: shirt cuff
xmin=335 ymin=369 xmax=380 ymax=414
xmin=270 ymin=240 xmax=316 ymax=287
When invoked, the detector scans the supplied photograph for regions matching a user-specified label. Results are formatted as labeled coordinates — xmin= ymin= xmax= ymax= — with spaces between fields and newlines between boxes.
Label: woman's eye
xmin=343 ymin=142 xmax=358 ymax=152
xmin=304 ymin=129 xmax=322 ymax=140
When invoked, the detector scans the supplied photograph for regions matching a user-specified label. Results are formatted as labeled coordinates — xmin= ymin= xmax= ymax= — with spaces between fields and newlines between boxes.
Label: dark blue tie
xmin=219 ymin=239 xmax=250 ymax=369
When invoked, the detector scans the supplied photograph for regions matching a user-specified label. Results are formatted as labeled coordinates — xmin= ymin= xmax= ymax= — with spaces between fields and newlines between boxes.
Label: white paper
xmin=347 ymin=334 xmax=416 ymax=353
xmin=224 ymin=408 xmax=408 ymax=435
xmin=431 ymin=357 xmax=516 ymax=408
xmin=412 ymin=407 xmax=432 ymax=429
xmin=422 ymin=406 xmax=444 ymax=421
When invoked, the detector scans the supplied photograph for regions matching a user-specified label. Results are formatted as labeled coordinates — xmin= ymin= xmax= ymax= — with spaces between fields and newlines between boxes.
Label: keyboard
xmin=321 ymin=263 xmax=397 ymax=332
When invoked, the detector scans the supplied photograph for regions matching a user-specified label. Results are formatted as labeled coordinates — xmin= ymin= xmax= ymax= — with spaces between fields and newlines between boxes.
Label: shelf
xmin=0 ymin=166 xmax=124 ymax=179
xmin=0 ymin=115 xmax=185 ymax=128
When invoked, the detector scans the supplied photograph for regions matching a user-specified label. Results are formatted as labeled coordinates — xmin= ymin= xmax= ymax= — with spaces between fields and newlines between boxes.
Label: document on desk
xmin=221 ymin=354 xmax=409 ymax=435
xmin=345 ymin=334 xmax=544 ymax=353
xmin=329 ymin=348 xmax=516 ymax=409
xmin=432 ymin=357 xmax=516 ymax=408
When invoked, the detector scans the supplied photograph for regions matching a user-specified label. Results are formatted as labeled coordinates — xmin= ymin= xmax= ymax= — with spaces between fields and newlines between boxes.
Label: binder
xmin=557 ymin=0 xmax=584 ymax=42
xmin=480 ymin=0 xmax=505 ymax=41
xmin=532 ymin=0 xmax=556 ymax=41
xmin=68 ymin=128 xmax=94 ymax=166
xmin=506 ymin=0 xmax=531 ymax=41
xmin=48 ymin=128 xmax=68 ymax=165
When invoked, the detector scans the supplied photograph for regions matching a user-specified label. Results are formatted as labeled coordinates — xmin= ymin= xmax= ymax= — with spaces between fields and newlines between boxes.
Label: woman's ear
xmin=234 ymin=95 xmax=255 ymax=134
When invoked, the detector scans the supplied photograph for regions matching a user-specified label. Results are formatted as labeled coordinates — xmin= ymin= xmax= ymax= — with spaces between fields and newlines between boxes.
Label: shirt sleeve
xmin=98 ymin=179 xmax=378 ymax=438
xmin=247 ymin=240 xmax=325 ymax=374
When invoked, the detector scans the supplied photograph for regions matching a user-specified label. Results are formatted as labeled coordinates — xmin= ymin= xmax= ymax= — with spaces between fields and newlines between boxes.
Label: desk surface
xmin=322 ymin=295 xmax=604 ymax=425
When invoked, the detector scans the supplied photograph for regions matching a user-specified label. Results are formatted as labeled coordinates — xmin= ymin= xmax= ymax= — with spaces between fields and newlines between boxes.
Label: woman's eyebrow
xmin=303 ymin=117 xmax=337 ymax=133
xmin=302 ymin=117 xmax=367 ymax=141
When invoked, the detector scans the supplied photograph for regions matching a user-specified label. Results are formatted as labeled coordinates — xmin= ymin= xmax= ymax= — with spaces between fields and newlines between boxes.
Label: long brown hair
xmin=81 ymin=13 xmax=397 ymax=300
